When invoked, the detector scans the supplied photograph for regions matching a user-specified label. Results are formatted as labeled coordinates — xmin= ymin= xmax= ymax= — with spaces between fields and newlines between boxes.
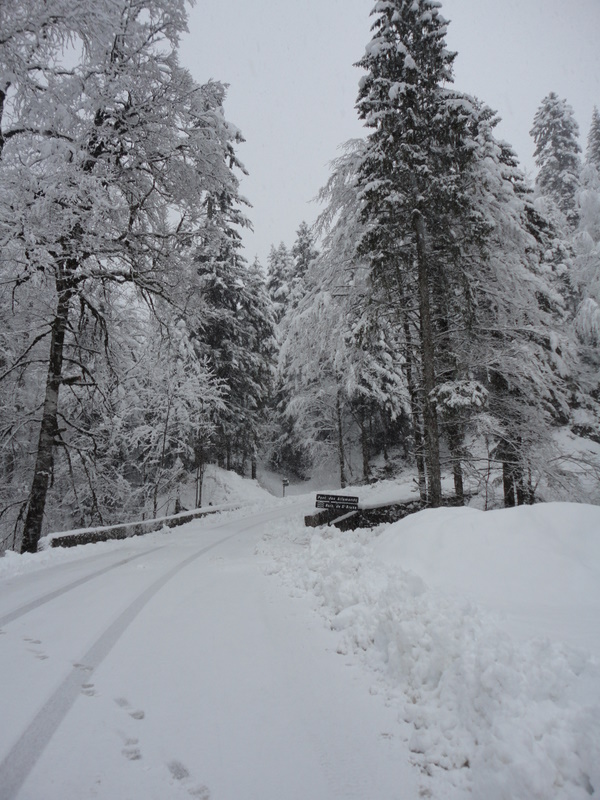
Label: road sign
xmin=315 ymin=493 xmax=359 ymax=510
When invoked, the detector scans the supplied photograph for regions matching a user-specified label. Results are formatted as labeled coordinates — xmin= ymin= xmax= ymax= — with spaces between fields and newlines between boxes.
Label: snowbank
xmin=376 ymin=504 xmax=600 ymax=649
xmin=264 ymin=502 xmax=600 ymax=799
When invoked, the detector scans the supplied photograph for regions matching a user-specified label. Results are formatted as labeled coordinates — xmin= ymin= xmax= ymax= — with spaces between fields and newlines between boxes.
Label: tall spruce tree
xmin=573 ymin=108 xmax=600 ymax=383
xmin=194 ymin=236 xmax=275 ymax=476
xmin=291 ymin=221 xmax=318 ymax=293
xmin=266 ymin=243 xmax=295 ymax=325
xmin=531 ymin=92 xmax=581 ymax=228
xmin=351 ymin=1 xmax=576 ymax=506
xmin=588 ymin=107 xmax=600 ymax=169
xmin=356 ymin=0 xmax=480 ymax=505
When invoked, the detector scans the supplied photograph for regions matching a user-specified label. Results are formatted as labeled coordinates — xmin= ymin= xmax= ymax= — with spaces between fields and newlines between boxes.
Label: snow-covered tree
xmin=352 ymin=2 xmax=577 ymax=506
xmin=289 ymin=221 xmax=318 ymax=305
xmin=266 ymin=243 xmax=295 ymax=324
xmin=574 ymin=160 xmax=600 ymax=347
xmin=530 ymin=92 xmax=581 ymax=228
xmin=266 ymin=223 xmax=320 ymax=476
xmin=114 ymin=319 xmax=224 ymax=519
xmin=459 ymin=107 xmax=574 ymax=505
xmin=194 ymin=240 xmax=276 ymax=477
xmin=586 ymin=106 xmax=600 ymax=170
xmin=292 ymin=221 xmax=318 ymax=280
xmin=570 ymin=108 xmax=600 ymax=446
xmin=355 ymin=0 xmax=482 ymax=505
xmin=0 ymin=0 xmax=247 ymax=552
xmin=275 ymin=140 xmax=410 ymax=486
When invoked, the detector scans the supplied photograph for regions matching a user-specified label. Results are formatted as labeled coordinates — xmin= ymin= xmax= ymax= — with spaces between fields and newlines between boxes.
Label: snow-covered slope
xmin=182 ymin=464 xmax=277 ymax=507
xmin=264 ymin=501 xmax=600 ymax=800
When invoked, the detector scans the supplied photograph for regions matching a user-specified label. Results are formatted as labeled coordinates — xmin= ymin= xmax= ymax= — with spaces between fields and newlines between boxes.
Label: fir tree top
xmin=587 ymin=106 xmax=600 ymax=169
xmin=356 ymin=0 xmax=456 ymax=130
xmin=530 ymin=92 xmax=581 ymax=225
xmin=292 ymin=221 xmax=318 ymax=281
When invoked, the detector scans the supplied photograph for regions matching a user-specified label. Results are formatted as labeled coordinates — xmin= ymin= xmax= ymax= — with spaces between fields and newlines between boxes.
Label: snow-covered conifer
xmin=587 ymin=107 xmax=600 ymax=169
xmin=353 ymin=2 xmax=577 ymax=506
xmin=267 ymin=243 xmax=295 ymax=324
xmin=356 ymin=0 xmax=479 ymax=505
xmin=291 ymin=221 xmax=318 ymax=291
xmin=194 ymin=239 xmax=276 ymax=476
xmin=530 ymin=92 xmax=581 ymax=228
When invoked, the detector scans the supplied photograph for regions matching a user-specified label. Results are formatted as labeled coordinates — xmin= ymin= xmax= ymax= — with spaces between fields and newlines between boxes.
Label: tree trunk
xmin=502 ymin=461 xmax=516 ymax=507
xmin=413 ymin=209 xmax=442 ymax=507
xmin=336 ymin=390 xmax=347 ymax=489
xmin=153 ymin=394 xmax=172 ymax=519
xmin=403 ymin=320 xmax=427 ymax=502
xmin=195 ymin=461 xmax=204 ymax=508
xmin=515 ymin=464 xmax=526 ymax=506
xmin=514 ymin=456 xmax=535 ymax=505
xmin=194 ymin=444 xmax=205 ymax=508
xmin=447 ymin=423 xmax=465 ymax=505
xmin=452 ymin=460 xmax=464 ymax=505
xmin=497 ymin=438 xmax=517 ymax=507
xmin=21 ymin=284 xmax=72 ymax=553
xmin=251 ymin=457 xmax=257 ymax=480
xmin=360 ymin=405 xmax=370 ymax=483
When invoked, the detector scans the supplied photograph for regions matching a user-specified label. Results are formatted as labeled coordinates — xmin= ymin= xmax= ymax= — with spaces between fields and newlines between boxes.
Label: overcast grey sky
xmin=179 ymin=0 xmax=600 ymax=265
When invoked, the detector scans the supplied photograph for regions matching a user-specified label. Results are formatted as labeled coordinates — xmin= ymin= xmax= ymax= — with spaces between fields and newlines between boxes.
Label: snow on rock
xmin=264 ymin=502 xmax=600 ymax=799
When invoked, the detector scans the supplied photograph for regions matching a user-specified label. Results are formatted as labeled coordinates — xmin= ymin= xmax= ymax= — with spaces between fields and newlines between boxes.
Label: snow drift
xmin=265 ymin=501 xmax=600 ymax=799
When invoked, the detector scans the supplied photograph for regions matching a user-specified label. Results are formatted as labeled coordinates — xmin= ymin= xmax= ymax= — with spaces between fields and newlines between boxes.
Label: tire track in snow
xmin=0 ymin=531 xmax=240 ymax=800
xmin=0 ymin=502 xmax=294 ymax=629
xmin=0 ymin=546 xmax=165 ymax=628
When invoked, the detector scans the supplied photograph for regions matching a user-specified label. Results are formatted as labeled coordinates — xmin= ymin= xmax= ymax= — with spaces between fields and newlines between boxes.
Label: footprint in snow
xmin=167 ymin=760 xmax=211 ymax=798
xmin=121 ymin=745 xmax=142 ymax=761
xmin=114 ymin=696 xmax=145 ymax=719
xmin=24 ymin=638 xmax=49 ymax=660
xmin=118 ymin=734 xmax=142 ymax=762
xmin=188 ymin=787 xmax=211 ymax=799
xmin=81 ymin=682 xmax=97 ymax=696
xmin=168 ymin=761 xmax=190 ymax=781
xmin=73 ymin=662 xmax=94 ymax=673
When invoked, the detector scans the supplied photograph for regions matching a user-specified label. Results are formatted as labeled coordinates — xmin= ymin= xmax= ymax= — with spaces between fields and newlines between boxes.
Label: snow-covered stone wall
xmin=46 ymin=504 xmax=240 ymax=549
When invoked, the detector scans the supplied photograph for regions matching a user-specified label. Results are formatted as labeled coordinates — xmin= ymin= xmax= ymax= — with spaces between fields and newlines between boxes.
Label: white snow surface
xmin=1 ymin=468 xmax=599 ymax=800
xmin=263 ymin=501 xmax=600 ymax=800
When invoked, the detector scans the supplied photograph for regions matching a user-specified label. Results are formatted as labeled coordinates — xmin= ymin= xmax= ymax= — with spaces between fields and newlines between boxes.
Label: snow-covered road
xmin=0 ymin=503 xmax=418 ymax=800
